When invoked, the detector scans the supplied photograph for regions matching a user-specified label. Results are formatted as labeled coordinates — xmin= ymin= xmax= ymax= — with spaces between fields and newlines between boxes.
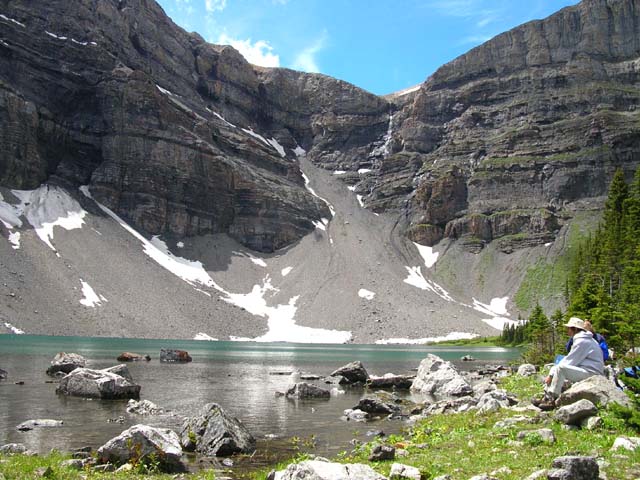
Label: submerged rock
xmin=180 ymin=402 xmax=255 ymax=456
xmin=159 ymin=349 xmax=192 ymax=363
xmin=97 ymin=424 xmax=184 ymax=473
xmin=0 ymin=443 xmax=27 ymax=454
xmin=16 ymin=419 xmax=64 ymax=431
xmin=127 ymin=399 xmax=163 ymax=415
xmin=286 ymin=382 xmax=330 ymax=399
xmin=56 ymin=367 xmax=141 ymax=399
xmin=367 ymin=374 xmax=414 ymax=390
xmin=330 ymin=361 xmax=369 ymax=385
xmin=0 ymin=368 xmax=7 ymax=380
xmin=46 ymin=352 xmax=86 ymax=376
xmin=354 ymin=396 xmax=400 ymax=415
xmin=117 ymin=352 xmax=151 ymax=362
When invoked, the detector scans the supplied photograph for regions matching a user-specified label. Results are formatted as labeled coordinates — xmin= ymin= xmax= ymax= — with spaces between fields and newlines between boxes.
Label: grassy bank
xmin=2 ymin=374 xmax=639 ymax=480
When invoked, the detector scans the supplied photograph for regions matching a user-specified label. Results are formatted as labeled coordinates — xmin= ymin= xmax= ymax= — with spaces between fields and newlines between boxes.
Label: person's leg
xmin=547 ymin=364 xmax=593 ymax=398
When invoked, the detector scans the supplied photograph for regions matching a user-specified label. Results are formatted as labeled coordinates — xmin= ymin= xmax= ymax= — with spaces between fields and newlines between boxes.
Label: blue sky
xmin=157 ymin=0 xmax=580 ymax=95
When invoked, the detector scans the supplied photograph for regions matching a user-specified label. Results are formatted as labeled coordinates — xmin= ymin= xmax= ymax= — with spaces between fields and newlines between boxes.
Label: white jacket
xmin=560 ymin=330 xmax=605 ymax=375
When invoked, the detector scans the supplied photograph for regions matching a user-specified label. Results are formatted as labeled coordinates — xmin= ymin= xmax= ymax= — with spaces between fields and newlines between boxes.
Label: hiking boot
xmin=531 ymin=393 xmax=557 ymax=410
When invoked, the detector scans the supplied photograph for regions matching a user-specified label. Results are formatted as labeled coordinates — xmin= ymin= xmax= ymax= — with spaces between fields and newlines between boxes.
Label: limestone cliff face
xmin=383 ymin=0 xmax=640 ymax=250
xmin=1 ymin=0 xmax=639 ymax=255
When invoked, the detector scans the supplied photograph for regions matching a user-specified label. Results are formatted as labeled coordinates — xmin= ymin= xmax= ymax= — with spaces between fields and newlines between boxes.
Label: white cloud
xmin=291 ymin=32 xmax=327 ymax=73
xmin=205 ymin=0 xmax=226 ymax=12
xmin=216 ymin=33 xmax=280 ymax=67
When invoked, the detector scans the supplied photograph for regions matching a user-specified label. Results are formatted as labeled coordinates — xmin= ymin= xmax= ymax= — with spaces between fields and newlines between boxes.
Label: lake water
xmin=0 ymin=335 xmax=520 ymax=473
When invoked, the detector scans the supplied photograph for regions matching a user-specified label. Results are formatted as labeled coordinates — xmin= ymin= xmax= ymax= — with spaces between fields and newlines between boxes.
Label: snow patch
xmin=0 ymin=14 xmax=25 ymax=27
xmin=358 ymin=169 xmax=372 ymax=174
xmin=267 ymin=138 xmax=286 ymax=158
xmin=176 ymin=241 xmax=184 ymax=248
xmin=358 ymin=289 xmax=375 ymax=300
xmin=301 ymin=172 xmax=335 ymax=217
xmin=211 ymin=111 xmax=237 ymax=128
xmin=356 ymin=195 xmax=365 ymax=207
xmin=347 ymin=186 xmax=357 ymax=192
xmin=8 ymin=185 xmax=87 ymax=252
xmin=375 ymin=332 xmax=478 ymax=345
xmin=403 ymin=266 xmax=454 ymax=302
xmin=8 ymin=231 xmax=20 ymax=249
xmin=155 ymin=84 xmax=173 ymax=96
xmin=79 ymin=280 xmax=106 ymax=307
xmin=194 ymin=332 xmax=218 ymax=341
xmin=281 ymin=267 xmax=293 ymax=277
xmin=3 ymin=322 xmax=25 ymax=334
xmin=481 ymin=317 xmax=519 ymax=331
xmin=333 ymin=170 xmax=347 ymax=175
xmin=413 ymin=242 xmax=439 ymax=268
xmin=250 ymin=256 xmax=267 ymax=267
xmin=45 ymin=30 xmax=67 ymax=40
xmin=394 ymin=85 xmax=421 ymax=96
xmin=545 ymin=242 xmax=552 ymax=247
xmin=293 ymin=146 xmax=306 ymax=157
xmin=473 ymin=297 xmax=509 ymax=317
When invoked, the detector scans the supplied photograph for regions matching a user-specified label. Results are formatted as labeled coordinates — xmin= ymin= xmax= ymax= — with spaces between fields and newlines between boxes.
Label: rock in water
xmin=330 ymin=361 xmax=370 ymax=385
xmin=366 ymin=374 xmax=414 ymax=390
xmin=180 ymin=403 xmax=255 ymax=456
xmin=56 ymin=367 xmax=141 ymax=399
xmin=160 ymin=349 xmax=192 ymax=363
xmin=410 ymin=354 xmax=472 ymax=398
xmin=0 ymin=368 xmax=7 ymax=380
xmin=46 ymin=352 xmax=86 ymax=376
xmin=285 ymin=382 xmax=330 ymax=399
xmin=117 ymin=352 xmax=151 ymax=362
xmin=15 ymin=419 xmax=63 ymax=431
xmin=97 ymin=424 xmax=184 ymax=473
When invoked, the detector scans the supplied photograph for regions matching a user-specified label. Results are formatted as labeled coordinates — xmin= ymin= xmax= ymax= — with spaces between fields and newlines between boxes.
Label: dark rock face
xmin=285 ymin=382 xmax=330 ymax=399
xmin=180 ymin=402 xmax=255 ymax=457
xmin=548 ymin=456 xmax=599 ymax=480
xmin=0 ymin=368 xmax=7 ymax=380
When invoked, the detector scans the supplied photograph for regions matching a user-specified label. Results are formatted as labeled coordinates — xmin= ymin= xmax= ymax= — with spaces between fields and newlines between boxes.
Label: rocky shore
xmin=1 ymin=351 xmax=638 ymax=479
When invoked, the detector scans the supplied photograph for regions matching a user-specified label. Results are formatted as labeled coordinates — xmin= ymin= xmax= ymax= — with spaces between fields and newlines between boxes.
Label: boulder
xmin=610 ymin=436 xmax=640 ymax=451
xmin=556 ymin=374 xmax=631 ymax=408
xmin=97 ymin=424 xmax=184 ymax=473
xmin=368 ymin=445 xmax=395 ymax=462
xmin=160 ymin=349 xmax=192 ymax=363
xmin=0 ymin=443 xmax=27 ymax=454
xmin=517 ymin=364 xmax=537 ymax=377
xmin=102 ymin=365 xmax=134 ymax=382
xmin=180 ymin=403 xmax=255 ymax=456
xmin=272 ymin=460 xmax=387 ymax=480
xmin=554 ymin=399 xmax=598 ymax=426
xmin=117 ymin=352 xmax=151 ymax=362
xmin=286 ymin=382 xmax=331 ymax=399
xmin=389 ymin=463 xmax=421 ymax=480
xmin=581 ymin=416 xmax=603 ymax=430
xmin=547 ymin=456 xmax=598 ymax=480
xmin=330 ymin=361 xmax=369 ymax=384
xmin=342 ymin=409 xmax=369 ymax=422
xmin=56 ymin=367 xmax=141 ymax=400
xmin=60 ymin=459 xmax=86 ymax=470
xmin=46 ymin=352 xmax=86 ymax=376
xmin=354 ymin=396 xmax=400 ymax=415
xmin=476 ymin=389 xmax=514 ymax=414
xmin=516 ymin=428 xmax=556 ymax=444
xmin=16 ymin=419 xmax=63 ymax=431
xmin=127 ymin=399 xmax=163 ymax=415
xmin=410 ymin=354 xmax=472 ymax=398
xmin=367 ymin=374 xmax=415 ymax=390
xmin=0 ymin=368 xmax=7 ymax=380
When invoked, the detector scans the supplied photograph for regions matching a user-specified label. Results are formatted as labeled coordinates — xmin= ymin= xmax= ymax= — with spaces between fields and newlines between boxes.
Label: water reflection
xmin=0 ymin=335 xmax=520 ymax=459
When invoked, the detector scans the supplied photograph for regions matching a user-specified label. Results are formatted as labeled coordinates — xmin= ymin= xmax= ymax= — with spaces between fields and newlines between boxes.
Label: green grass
xmin=425 ymin=336 xmax=502 ymax=346
xmin=312 ymin=374 xmax=640 ymax=480
xmin=514 ymin=211 xmax=599 ymax=313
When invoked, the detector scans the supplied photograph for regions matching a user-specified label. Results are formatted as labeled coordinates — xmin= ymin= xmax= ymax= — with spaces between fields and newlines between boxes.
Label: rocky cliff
xmin=1 ymin=0 xmax=639 ymax=340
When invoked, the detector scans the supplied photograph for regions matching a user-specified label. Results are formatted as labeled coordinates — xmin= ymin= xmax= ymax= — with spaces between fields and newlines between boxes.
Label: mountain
xmin=1 ymin=0 xmax=639 ymax=342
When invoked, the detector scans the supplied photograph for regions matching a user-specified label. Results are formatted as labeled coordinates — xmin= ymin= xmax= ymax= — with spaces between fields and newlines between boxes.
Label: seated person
xmin=535 ymin=317 xmax=604 ymax=410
